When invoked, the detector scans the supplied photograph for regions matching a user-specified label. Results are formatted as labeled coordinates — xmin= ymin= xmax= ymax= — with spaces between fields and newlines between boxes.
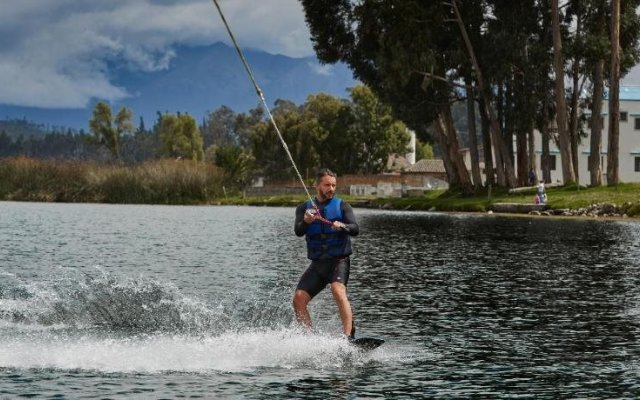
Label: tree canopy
xmin=300 ymin=0 xmax=640 ymax=188
xmin=89 ymin=101 xmax=133 ymax=160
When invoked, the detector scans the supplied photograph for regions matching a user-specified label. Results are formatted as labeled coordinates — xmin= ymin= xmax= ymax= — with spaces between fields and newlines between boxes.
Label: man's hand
xmin=304 ymin=208 xmax=317 ymax=224
xmin=332 ymin=221 xmax=346 ymax=230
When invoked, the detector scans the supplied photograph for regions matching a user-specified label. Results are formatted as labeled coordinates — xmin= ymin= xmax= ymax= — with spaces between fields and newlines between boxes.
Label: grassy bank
xmin=2 ymin=157 xmax=639 ymax=217
xmin=0 ymin=157 xmax=225 ymax=204
xmin=219 ymin=183 xmax=640 ymax=217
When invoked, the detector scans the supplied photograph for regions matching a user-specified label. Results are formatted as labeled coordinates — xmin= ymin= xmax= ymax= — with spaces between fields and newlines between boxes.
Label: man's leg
xmin=330 ymin=282 xmax=353 ymax=336
xmin=293 ymin=289 xmax=312 ymax=329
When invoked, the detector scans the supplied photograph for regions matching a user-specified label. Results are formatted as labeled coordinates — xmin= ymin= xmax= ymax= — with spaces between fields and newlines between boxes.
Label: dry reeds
xmin=0 ymin=157 xmax=225 ymax=204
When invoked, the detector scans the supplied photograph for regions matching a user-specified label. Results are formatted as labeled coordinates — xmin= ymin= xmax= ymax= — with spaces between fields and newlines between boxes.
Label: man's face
xmin=316 ymin=175 xmax=337 ymax=201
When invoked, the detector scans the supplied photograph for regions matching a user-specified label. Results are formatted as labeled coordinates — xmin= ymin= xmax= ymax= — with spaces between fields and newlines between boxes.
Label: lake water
xmin=2 ymin=201 xmax=640 ymax=398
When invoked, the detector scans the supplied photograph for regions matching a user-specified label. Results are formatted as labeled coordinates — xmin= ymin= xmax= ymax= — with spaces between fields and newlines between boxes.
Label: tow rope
xmin=210 ymin=0 xmax=333 ymax=226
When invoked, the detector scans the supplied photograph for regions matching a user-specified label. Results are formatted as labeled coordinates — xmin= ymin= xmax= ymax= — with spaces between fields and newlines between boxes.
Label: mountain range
xmin=0 ymin=42 xmax=358 ymax=131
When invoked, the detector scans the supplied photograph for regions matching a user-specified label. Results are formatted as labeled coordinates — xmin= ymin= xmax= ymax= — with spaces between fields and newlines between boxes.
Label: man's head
xmin=315 ymin=168 xmax=337 ymax=201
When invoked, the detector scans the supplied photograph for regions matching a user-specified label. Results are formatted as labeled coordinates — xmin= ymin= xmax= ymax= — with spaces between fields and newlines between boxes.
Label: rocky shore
xmin=525 ymin=202 xmax=637 ymax=218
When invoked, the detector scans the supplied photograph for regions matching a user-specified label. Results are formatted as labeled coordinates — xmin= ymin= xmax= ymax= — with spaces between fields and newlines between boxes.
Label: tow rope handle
xmin=307 ymin=207 xmax=350 ymax=232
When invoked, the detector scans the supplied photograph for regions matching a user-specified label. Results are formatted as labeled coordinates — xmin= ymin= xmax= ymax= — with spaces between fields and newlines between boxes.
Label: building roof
xmin=404 ymin=158 xmax=446 ymax=174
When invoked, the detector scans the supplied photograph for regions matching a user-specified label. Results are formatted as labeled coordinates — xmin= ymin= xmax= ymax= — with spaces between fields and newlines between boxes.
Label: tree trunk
xmin=479 ymin=97 xmax=495 ymax=186
xmin=551 ymin=0 xmax=575 ymax=184
xmin=435 ymin=104 xmax=473 ymax=192
xmin=434 ymin=120 xmax=457 ymax=185
xmin=516 ymin=128 xmax=528 ymax=187
xmin=528 ymin=126 xmax=536 ymax=178
xmin=569 ymin=59 xmax=580 ymax=184
xmin=608 ymin=0 xmax=621 ymax=185
xmin=569 ymin=5 xmax=583 ymax=184
xmin=465 ymin=82 xmax=482 ymax=188
xmin=541 ymin=97 xmax=552 ymax=184
xmin=589 ymin=59 xmax=604 ymax=186
xmin=451 ymin=0 xmax=516 ymax=187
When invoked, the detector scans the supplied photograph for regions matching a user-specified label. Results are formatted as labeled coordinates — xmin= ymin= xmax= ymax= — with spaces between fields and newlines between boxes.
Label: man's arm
xmin=341 ymin=202 xmax=359 ymax=236
xmin=294 ymin=203 xmax=308 ymax=237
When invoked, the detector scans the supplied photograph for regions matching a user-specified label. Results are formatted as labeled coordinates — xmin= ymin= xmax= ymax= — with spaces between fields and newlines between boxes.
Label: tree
xmin=302 ymin=93 xmax=353 ymax=173
xmin=246 ymin=88 xmax=409 ymax=179
xmin=214 ymin=144 xmax=255 ymax=190
xmin=202 ymin=105 xmax=237 ymax=148
xmin=89 ymin=101 xmax=133 ymax=160
xmin=249 ymin=101 xmax=317 ymax=180
xmin=234 ymin=105 xmax=265 ymax=148
xmin=301 ymin=0 xmax=473 ymax=190
xmin=416 ymin=139 xmax=435 ymax=161
xmin=347 ymin=85 xmax=410 ymax=174
xmin=584 ymin=0 xmax=609 ymax=186
xmin=158 ymin=113 xmax=204 ymax=161
xmin=451 ymin=0 xmax=517 ymax=188
xmin=607 ymin=0 xmax=621 ymax=185
xmin=551 ymin=0 xmax=576 ymax=184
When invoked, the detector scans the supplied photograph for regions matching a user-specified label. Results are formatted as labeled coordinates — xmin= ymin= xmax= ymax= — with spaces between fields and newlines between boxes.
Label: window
xmin=635 ymin=117 xmax=640 ymax=130
xmin=620 ymin=111 xmax=628 ymax=122
xmin=636 ymin=157 xmax=640 ymax=172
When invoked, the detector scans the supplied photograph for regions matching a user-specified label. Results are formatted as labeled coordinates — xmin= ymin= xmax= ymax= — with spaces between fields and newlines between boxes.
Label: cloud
xmin=622 ymin=64 xmax=640 ymax=86
xmin=308 ymin=62 xmax=335 ymax=77
xmin=0 ymin=0 xmax=313 ymax=109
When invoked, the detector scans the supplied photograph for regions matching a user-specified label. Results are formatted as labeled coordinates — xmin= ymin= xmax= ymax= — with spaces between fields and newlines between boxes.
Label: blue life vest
xmin=305 ymin=197 xmax=349 ymax=260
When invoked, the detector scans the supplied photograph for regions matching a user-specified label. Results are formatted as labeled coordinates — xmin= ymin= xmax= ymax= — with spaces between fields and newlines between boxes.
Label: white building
xmin=538 ymin=86 xmax=640 ymax=184
xmin=462 ymin=86 xmax=640 ymax=185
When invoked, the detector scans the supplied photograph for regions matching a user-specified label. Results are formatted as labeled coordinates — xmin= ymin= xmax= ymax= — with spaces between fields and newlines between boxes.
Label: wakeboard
xmin=350 ymin=337 xmax=385 ymax=350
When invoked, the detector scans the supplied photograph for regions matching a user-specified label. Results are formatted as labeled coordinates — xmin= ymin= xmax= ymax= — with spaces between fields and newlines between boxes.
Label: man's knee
xmin=330 ymin=282 xmax=347 ymax=298
xmin=293 ymin=290 xmax=311 ymax=308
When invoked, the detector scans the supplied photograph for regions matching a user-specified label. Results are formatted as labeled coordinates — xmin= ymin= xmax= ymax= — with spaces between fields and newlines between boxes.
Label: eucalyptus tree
xmin=581 ymin=0 xmax=610 ymax=186
xmin=565 ymin=0 xmax=640 ymax=186
xmin=481 ymin=0 xmax=553 ymax=186
xmin=89 ymin=101 xmax=133 ymax=160
xmin=608 ymin=0 xmax=621 ymax=186
xmin=300 ymin=0 xmax=473 ymax=191
xmin=552 ymin=0 xmax=576 ymax=184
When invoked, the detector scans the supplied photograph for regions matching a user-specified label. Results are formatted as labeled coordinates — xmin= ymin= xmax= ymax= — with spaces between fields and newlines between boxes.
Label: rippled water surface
xmin=2 ymin=201 xmax=640 ymax=398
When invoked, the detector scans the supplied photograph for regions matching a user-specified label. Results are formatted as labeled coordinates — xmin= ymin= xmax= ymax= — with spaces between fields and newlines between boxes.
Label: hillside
xmin=0 ymin=119 xmax=57 ymax=140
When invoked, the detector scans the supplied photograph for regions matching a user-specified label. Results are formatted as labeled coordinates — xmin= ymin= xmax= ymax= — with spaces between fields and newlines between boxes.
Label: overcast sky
xmin=0 ymin=0 xmax=314 ymax=109
xmin=3 ymin=0 xmax=640 ymax=111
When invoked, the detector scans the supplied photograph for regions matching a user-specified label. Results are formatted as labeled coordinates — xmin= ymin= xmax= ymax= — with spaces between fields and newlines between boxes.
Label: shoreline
xmin=3 ymin=197 xmax=639 ymax=222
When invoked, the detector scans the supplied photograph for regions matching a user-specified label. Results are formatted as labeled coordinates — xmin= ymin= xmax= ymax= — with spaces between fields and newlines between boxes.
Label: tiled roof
xmin=404 ymin=159 xmax=446 ymax=173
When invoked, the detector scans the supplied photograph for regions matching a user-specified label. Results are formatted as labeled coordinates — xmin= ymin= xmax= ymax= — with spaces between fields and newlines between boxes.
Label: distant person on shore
xmin=292 ymin=168 xmax=359 ymax=339
xmin=528 ymin=168 xmax=537 ymax=186
xmin=535 ymin=180 xmax=547 ymax=204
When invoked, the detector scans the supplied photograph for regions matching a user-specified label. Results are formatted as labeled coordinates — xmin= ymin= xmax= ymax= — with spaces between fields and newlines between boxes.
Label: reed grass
xmin=0 ymin=157 xmax=225 ymax=204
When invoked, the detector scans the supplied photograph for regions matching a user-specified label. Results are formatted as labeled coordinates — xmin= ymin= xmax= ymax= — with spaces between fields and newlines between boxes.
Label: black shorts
xmin=296 ymin=258 xmax=350 ymax=299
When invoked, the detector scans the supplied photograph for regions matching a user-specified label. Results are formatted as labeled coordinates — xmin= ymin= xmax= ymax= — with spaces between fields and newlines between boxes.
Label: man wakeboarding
xmin=293 ymin=168 xmax=359 ymax=339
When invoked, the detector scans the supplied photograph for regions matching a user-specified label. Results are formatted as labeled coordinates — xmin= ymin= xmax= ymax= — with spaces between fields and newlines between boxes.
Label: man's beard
xmin=320 ymin=190 xmax=334 ymax=200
